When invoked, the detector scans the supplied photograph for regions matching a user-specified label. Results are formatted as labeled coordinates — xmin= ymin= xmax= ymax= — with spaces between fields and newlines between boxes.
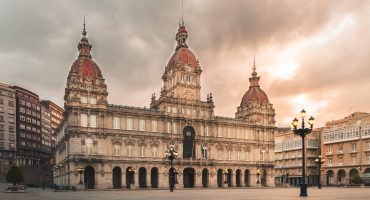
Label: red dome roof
xmin=166 ymin=47 xmax=197 ymax=69
xmin=69 ymin=56 xmax=102 ymax=84
xmin=240 ymin=87 xmax=269 ymax=108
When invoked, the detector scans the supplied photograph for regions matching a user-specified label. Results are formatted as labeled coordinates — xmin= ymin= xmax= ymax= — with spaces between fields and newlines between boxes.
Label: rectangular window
xmin=81 ymin=96 xmax=88 ymax=104
xmin=139 ymin=146 xmax=145 ymax=157
xmin=152 ymin=146 xmax=158 ymax=157
xmin=80 ymin=114 xmax=87 ymax=127
xmin=352 ymin=155 xmax=357 ymax=164
xmin=113 ymin=144 xmax=120 ymax=156
xmin=328 ymin=145 xmax=332 ymax=153
xmin=172 ymin=123 xmax=177 ymax=134
xmin=127 ymin=145 xmax=133 ymax=156
xmin=352 ymin=143 xmax=357 ymax=151
xmin=217 ymin=150 xmax=222 ymax=160
xmin=8 ymin=109 xmax=14 ymax=115
xmin=89 ymin=115 xmax=97 ymax=128
xmin=151 ymin=120 xmax=157 ymax=132
xmin=90 ymin=97 xmax=96 ymax=104
xmin=113 ymin=117 xmax=120 ymax=129
xmin=228 ymin=150 xmax=232 ymax=160
xmin=338 ymin=156 xmax=343 ymax=164
xmin=167 ymin=122 xmax=171 ymax=133
xmin=139 ymin=119 xmax=145 ymax=131
xmin=126 ymin=118 xmax=133 ymax=130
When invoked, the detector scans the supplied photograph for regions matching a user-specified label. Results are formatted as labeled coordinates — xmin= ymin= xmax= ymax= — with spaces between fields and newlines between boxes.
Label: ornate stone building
xmin=54 ymin=21 xmax=276 ymax=189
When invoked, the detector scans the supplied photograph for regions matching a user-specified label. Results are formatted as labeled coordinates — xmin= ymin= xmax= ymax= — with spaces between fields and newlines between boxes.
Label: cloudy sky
xmin=1 ymin=0 xmax=369 ymax=127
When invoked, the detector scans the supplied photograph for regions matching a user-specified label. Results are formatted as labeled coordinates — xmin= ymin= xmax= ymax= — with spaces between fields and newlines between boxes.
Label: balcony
xmin=326 ymin=151 xmax=333 ymax=156
xmin=336 ymin=150 xmax=344 ymax=155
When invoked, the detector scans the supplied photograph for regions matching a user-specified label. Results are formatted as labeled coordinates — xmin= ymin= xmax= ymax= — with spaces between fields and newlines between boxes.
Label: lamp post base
xmin=300 ymin=183 xmax=308 ymax=197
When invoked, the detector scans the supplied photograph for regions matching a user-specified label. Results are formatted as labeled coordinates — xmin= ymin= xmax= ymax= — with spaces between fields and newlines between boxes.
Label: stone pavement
xmin=0 ymin=184 xmax=369 ymax=200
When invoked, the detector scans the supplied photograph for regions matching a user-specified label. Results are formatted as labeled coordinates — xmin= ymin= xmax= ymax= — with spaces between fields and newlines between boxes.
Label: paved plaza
xmin=1 ymin=185 xmax=370 ymax=200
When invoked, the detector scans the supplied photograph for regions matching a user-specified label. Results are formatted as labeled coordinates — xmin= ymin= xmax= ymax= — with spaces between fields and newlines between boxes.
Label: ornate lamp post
xmin=315 ymin=155 xmax=325 ymax=189
xmin=222 ymin=169 xmax=229 ymax=184
xmin=165 ymin=142 xmax=178 ymax=192
xmin=76 ymin=166 xmax=84 ymax=185
xmin=256 ymin=169 xmax=261 ymax=184
xmin=292 ymin=109 xmax=315 ymax=197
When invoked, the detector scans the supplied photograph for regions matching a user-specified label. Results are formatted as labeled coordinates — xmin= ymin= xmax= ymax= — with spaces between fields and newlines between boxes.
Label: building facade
xmin=13 ymin=86 xmax=42 ymax=166
xmin=0 ymin=83 xmax=17 ymax=166
xmin=41 ymin=100 xmax=64 ymax=165
xmin=321 ymin=112 xmax=370 ymax=186
xmin=274 ymin=128 xmax=321 ymax=186
xmin=41 ymin=101 xmax=52 ymax=162
xmin=54 ymin=22 xmax=276 ymax=189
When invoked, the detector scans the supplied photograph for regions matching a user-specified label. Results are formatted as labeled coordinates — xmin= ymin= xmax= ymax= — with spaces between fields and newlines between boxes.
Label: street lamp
xmin=222 ymin=169 xmax=229 ymax=184
xmin=292 ymin=109 xmax=315 ymax=197
xmin=256 ymin=169 xmax=261 ymax=184
xmin=315 ymin=155 xmax=325 ymax=189
xmin=165 ymin=142 xmax=178 ymax=192
xmin=76 ymin=166 xmax=84 ymax=185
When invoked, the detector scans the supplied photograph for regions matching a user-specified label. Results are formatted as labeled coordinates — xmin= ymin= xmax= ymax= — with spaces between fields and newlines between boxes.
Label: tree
xmin=6 ymin=166 xmax=24 ymax=185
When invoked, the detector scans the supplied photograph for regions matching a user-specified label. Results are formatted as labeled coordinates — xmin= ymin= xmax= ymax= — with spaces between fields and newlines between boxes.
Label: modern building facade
xmin=0 ymin=83 xmax=17 ymax=166
xmin=54 ymin=22 xmax=276 ymax=189
xmin=41 ymin=100 xmax=64 ymax=165
xmin=321 ymin=112 xmax=370 ymax=185
xmin=274 ymin=127 xmax=321 ymax=186
xmin=41 ymin=101 xmax=52 ymax=162
xmin=13 ymin=86 xmax=42 ymax=166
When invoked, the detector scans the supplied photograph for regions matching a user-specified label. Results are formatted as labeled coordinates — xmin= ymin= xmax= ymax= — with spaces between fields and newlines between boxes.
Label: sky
xmin=1 ymin=0 xmax=370 ymax=127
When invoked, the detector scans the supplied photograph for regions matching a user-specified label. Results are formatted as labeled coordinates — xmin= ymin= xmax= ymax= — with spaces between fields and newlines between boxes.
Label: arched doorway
xmin=365 ymin=168 xmax=370 ymax=174
xmin=202 ymin=168 xmax=208 ymax=188
xmin=217 ymin=169 xmax=223 ymax=188
xmin=183 ymin=126 xmax=195 ymax=159
xmin=326 ymin=170 xmax=334 ymax=185
xmin=126 ymin=167 xmax=135 ymax=188
xmin=112 ymin=166 xmax=122 ymax=189
xmin=183 ymin=167 xmax=195 ymax=188
xmin=244 ymin=169 xmax=250 ymax=187
xmin=151 ymin=167 xmax=158 ymax=188
xmin=139 ymin=167 xmax=147 ymax=188
xmin=84 ymin=166 xmax=95 ymax=189
xmin=349 ymin=168 xmax=359 ymax=184
xmin=236 ymin=169 xmax=241 ymax=187
xmin=227 ymin=169 xmax=232 ymax=187
xmin=261 ymin=170 xmax=267 ymax=187
xmin=337 ymin=169 xmax=346 ymax=185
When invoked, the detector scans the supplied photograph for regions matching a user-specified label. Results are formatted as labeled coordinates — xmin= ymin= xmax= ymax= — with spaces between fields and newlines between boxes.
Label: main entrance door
xmin=84 ymin=166 xmax=95 ymax=189
xmin=183 ymin=126 xmax=195 ymax=159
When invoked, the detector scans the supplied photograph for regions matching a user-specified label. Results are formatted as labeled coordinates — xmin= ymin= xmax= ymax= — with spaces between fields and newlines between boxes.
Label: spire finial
xmin=82 ymin=16 xmax=87 ymax=36
xmin=181 ymin=0 xmax=184 ymax=25
xmin=252 ymin=54 xmax=257 ymax=77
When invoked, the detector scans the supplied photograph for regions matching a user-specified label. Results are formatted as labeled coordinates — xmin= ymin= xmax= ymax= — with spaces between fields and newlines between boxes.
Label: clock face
xmin=186 ymin=131 xmax=192 ymax=137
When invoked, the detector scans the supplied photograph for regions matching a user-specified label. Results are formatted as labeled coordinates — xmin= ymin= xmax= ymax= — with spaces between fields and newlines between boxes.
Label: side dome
xmin=67 ymin=24 xmax=103 ymax=84
xmin=240 ymin=87 xmax=269 ymax=108
xmin=69 ymin=57 xmax=102 ymax=84
xmin=239 ymin=62 xmax=269 ymax=109
xmin=166 ymin=23 xmax=198 ymax=71
xmin=166 ymin=47 xmax=197 ymax=69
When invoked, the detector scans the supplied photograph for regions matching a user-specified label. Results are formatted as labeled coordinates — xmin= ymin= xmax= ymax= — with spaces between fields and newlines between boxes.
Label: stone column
xmin=131 ymin=172 xmax=138 ymax=189
xmin=122 ymin=172 xmax=126 ymax=189
xmin=177 ymin=172 xmax=184 ymax=189
xmin=146 ymin=170 xmax=151 ymax=188
xmin=231 ymin=170 xmax=236 ymax=187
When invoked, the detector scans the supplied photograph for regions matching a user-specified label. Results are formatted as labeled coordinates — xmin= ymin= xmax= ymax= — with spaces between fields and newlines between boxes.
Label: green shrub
xmin=6 ymin=166 xmax=24 ymax=185
xmin=352 ymin=175 xmax=363 ymax=184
